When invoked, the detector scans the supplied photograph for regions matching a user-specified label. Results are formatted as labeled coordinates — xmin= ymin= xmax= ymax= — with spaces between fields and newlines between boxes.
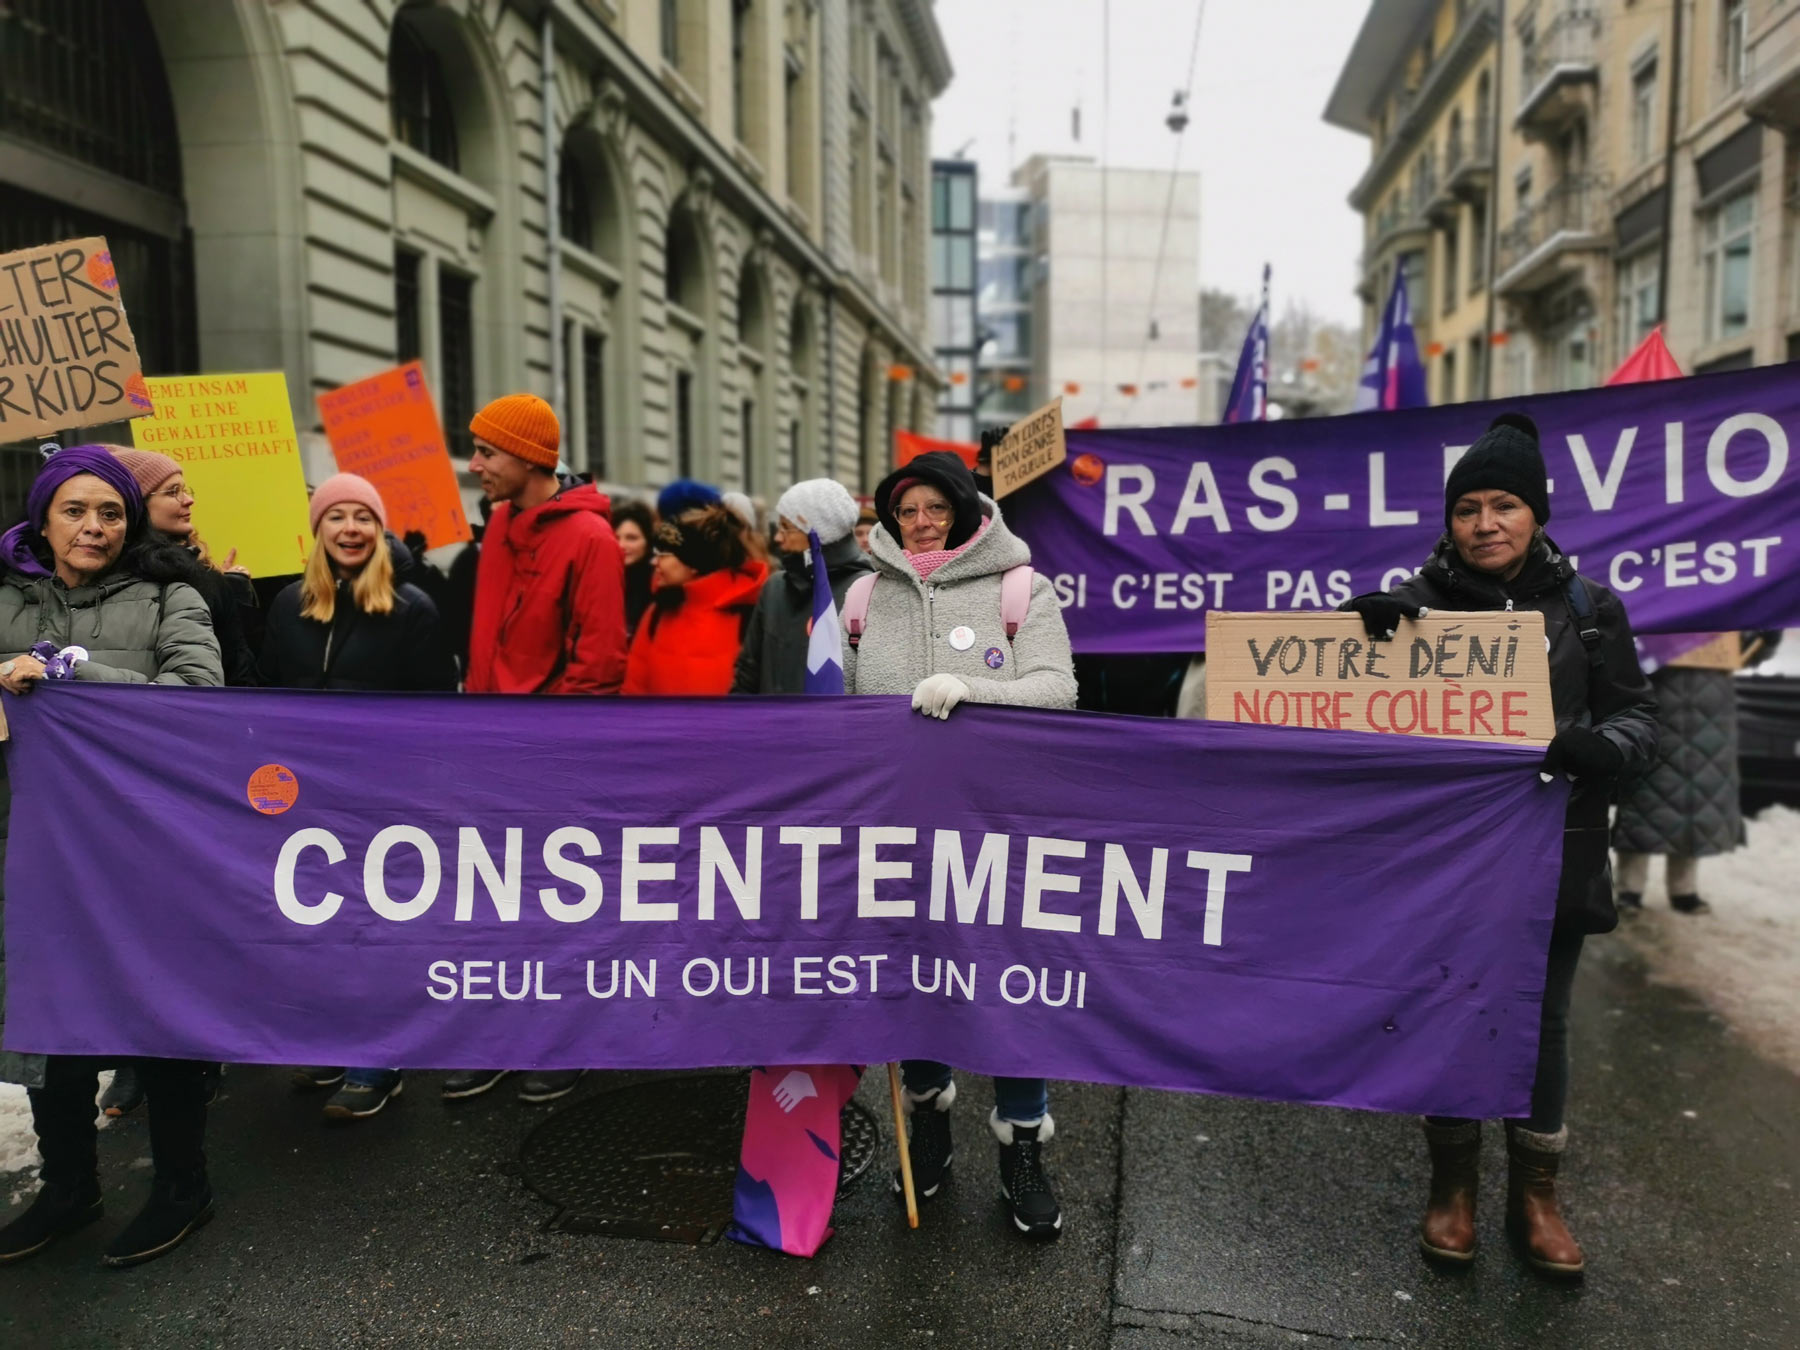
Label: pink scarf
xmin=906 ymin=518 xmax=987 ymax=580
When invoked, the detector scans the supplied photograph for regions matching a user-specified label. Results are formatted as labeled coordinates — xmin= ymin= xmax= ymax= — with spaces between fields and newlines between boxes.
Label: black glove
xmin=1342 ymin=593 xmax=1424 ymax=640
xmin=979 ymin=423 xmax=1013 ymax=454
xmin=1540 ymin=727 xmax=1624 ymax=781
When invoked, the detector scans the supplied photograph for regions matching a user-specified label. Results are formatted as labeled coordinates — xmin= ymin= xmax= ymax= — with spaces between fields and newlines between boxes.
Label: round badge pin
xmin=985 ymin=646 xmax=1005 ymax=669
xmin=948 ymin=626 xmax=976 ymax=651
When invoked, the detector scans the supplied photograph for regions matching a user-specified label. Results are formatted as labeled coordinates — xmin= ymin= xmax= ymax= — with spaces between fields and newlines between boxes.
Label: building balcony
xmin=1345 ymin=1 xmax=1500 ymax=212
xmin=1442 ymin=125 xmax=1494 ymax=202
xmin=1515 ymin=8 xmax=1600 ymax=140
xmin=1744 ymin=2 xmax=1800 ymax=130
xmin=1495 ymin=173 xmax=1610 ymax=298
xmin=1358 ymin=206 xmax=1431 ymax=301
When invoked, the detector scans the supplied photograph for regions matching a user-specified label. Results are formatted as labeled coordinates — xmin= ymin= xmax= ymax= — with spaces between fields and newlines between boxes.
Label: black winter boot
xmin=0 ymin=1179 xmax=103 ymax=1263
xmin=101 ymin=1171 xmax=213 ymax=1268
xmin=993 ymin=1110 xmax=1062 ymax=1240
xmin=894 ymin=1081 xmax=955 ymax=1201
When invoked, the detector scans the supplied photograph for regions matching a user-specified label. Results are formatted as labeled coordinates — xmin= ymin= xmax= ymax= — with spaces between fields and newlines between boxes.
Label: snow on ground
xmin=1617 ymin=805 xmax=1800 ymax=1076
xmin=0 ymin=1072 xmax=112 ymax=1185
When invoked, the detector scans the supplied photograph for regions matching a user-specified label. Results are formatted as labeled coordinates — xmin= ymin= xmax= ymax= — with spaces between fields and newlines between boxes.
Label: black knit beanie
xmin=1444 ymin=412 xmax=1550 ymax=528
xmin=873 ymin=450 xmax=983 ymax=550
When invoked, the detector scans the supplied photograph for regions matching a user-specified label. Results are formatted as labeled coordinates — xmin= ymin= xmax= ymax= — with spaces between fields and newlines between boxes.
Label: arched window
xmin=560 ymin=150 xmax=593 ymax=252
xmin=663 ymin=198 xmax=716 ymax=480
xmin=737 ymin=264 xmax=773 ymax=494
xmin=666 ymin=210 xmax=707 ymax=311
xmin=389 ymin=16 xmax=459 ymax=170
xmin=787 ymin=299 xmax=817 ymax=484
xmin=0 ymin=0 xmax=192 ymax=414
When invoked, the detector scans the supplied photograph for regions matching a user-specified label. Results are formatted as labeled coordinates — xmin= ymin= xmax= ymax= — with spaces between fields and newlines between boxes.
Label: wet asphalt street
xmin=1 ymin=936 xmax=1794 ymax=1349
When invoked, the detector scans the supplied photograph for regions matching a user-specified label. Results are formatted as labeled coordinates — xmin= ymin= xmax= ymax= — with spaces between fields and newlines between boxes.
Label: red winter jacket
xmin=622 ymin=562 xmax=770 ymax=696
xmin=467 ymin=483 xmax=626 ymax=695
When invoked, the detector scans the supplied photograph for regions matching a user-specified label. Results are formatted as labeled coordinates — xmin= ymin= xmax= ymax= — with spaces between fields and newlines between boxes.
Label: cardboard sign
xmin=1667 ymin=632 xmax=1742 ymax=672
xmin=1204 ymin=610 xmax=1556 ymax=747
xmin=0 ymin=236 xmax=151 ymax=441
xmin=317 ymin=361 xmax=471 ymax=549
xmin=131 ymin=372 xmax=312 ymax=578
xmin=990 ymin=397 xmax=1065 ymax=498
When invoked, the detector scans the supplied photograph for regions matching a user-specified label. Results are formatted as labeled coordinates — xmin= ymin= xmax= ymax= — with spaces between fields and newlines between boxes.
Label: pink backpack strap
xmin=1000 ymin=565 xmax=1034 ymax=641
xmin=842 ymin=572 xmax=879 ymax=648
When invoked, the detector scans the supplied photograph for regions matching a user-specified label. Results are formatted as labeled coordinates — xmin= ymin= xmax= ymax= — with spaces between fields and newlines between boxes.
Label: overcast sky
xmin=929 ymin=0 xmax=1369 ymax=328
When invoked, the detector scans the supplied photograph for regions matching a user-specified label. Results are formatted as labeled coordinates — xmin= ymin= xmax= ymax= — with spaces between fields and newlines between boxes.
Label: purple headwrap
xmin=0 ymin=444 xmax=147 ymax=578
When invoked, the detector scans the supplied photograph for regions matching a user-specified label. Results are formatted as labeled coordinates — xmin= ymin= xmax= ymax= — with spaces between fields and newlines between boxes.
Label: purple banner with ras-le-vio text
xmin=4 ymin=685 xmax=1569 ymax=1118
xmin=1007 ymin=364 xmax=1800 ymax=653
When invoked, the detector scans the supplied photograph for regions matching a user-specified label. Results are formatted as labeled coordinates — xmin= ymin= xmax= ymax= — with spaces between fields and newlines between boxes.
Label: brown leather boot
xmin=1505 ymin=1123 xmax=1585 ymax=1277
xmin=1419 ymin=1119 xmax=1479 ymax=1263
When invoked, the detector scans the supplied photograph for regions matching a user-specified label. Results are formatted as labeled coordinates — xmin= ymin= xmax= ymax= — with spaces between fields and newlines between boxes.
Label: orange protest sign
xmin=317 ymin=362 xmax=471 ymax=550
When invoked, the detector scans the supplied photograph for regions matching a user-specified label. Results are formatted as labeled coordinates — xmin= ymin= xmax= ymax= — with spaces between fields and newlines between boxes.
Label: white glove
xmin=911 ymin=673 xmax=969 ymax=720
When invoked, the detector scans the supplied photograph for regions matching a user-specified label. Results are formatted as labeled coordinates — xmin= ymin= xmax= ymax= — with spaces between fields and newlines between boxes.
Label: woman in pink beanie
xmin=261 ymin=473 xmax=456 ymax=1120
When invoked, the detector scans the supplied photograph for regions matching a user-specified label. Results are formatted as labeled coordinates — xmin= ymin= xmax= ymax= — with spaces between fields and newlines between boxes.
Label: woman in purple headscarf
xmin=0 ymin=445 xmax=223 ymax=1270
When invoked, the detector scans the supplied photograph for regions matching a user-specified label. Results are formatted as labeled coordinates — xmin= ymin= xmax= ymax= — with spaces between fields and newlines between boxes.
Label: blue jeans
xmin=901 ymin=1061 xmax=1048 ymax=1123
xmin=345 ymin=1068 xmax=401 ymax=1090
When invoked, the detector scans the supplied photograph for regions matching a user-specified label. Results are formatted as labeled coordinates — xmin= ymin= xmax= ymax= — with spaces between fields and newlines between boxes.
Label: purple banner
xmin=4 ymin=685 xmax=1568 ymax=1118
xmin=1010 ymin=364 xmax=1800 ymax=653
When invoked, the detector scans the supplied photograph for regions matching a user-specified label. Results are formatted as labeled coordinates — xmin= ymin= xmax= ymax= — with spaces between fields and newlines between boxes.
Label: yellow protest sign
xmin=131 ymin=372 xmax=313 ymax=578
xmin=1204 ymin=610 xmax=1555 ymax=747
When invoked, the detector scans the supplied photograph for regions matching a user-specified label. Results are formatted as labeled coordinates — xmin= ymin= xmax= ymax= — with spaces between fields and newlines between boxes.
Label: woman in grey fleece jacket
xmin=844 ymin=450 xmax=1074 ymax=1242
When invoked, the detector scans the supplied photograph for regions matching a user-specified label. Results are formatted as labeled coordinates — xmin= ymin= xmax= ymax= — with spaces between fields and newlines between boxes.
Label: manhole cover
xmin=519 ymin=1072 xmax=881 ymax=1243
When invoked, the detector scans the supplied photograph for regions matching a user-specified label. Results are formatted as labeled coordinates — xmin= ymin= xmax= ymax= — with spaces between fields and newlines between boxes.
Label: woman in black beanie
xmin=1341 ymin=412 xmax=1658 ymax=1280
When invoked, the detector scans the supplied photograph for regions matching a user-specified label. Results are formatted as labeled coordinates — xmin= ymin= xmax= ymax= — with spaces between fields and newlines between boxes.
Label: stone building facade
xmin=1328 ymin=0 xmax=1800 ymax=401
xmin=0 ymin=0 xmax=951 ymax=515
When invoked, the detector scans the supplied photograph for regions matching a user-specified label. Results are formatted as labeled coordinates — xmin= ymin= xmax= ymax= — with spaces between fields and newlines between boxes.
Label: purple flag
xmin=1354 ymin=267 xmax=1429 ymax=412
xmin=803 ymin=529 xmax=844 ymax=695
xmin=3 ymin=684 xmax=1567 ymax=1118
xmin=1005 ymin=362 xmax=1800 ymax=654
xmin=1221 ymin=265 xmax=1271 ymax=425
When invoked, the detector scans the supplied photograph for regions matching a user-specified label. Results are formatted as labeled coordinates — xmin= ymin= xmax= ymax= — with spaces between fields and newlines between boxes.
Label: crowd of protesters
xmin=0 ymin=396 xmax=1670 ymax=1280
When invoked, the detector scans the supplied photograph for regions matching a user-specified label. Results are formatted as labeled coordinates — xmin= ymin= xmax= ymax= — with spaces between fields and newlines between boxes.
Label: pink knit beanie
xmin=309 ymin=473 xmax=387 ymax=534
xmin=108 ymin=446 xmax=182 ymax=496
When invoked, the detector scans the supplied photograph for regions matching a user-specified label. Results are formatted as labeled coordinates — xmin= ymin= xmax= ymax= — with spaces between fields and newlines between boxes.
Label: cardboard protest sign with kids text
xmin=0 ymin=236 xmax=152 ymax=441
xmin=316 ymin=361 xmax=471 ymax=550
xmin=130 ymin=372 xmax=312 ymax=578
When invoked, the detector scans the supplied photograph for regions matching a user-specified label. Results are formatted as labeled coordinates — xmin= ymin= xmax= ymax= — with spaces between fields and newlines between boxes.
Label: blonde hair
xmin=300 ymin=528 xmax=396 ymax=622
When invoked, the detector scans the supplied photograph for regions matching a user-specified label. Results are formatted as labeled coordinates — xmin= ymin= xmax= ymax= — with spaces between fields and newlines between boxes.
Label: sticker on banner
xmin=948 ymin=626 xmax=976 ymax=651
xmin=1071 ymin=453 xmax=1104 ymax=486
xmin=247 ymin=764 xmax=300 ymax=815
xmin=985 ymin=647 xmax=1006 ymax=669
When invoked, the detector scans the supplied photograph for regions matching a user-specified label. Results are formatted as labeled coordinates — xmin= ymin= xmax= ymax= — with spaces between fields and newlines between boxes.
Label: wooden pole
xmin=887 ymin=1063 xmax=919 ymax=1229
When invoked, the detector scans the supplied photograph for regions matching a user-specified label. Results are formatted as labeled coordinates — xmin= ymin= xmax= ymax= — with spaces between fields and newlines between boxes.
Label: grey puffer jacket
xmin=843 ymin=496 xmax=1076 ymax=710
xmin=1612 ymin=666 xmax=1743 ymax=858
xmin=0 ymin=567 xmax=222 ymax=1088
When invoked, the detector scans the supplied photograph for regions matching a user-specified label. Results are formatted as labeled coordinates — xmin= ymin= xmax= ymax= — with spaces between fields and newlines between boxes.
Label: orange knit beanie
xmin=470 ymin=393 xmax=560 ymax=469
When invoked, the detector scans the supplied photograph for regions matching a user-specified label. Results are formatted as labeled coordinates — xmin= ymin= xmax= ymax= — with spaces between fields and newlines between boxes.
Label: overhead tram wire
xmin=1132 ymin=0 xmax=1209 ymax=403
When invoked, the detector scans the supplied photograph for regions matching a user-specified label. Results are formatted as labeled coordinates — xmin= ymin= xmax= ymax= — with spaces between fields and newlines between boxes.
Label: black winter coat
xmin=260 ymin=579 xmax=457 ymax=692
xmin=1612 ymin=666 xmax=1743 ymax=858
xmin=1380 ymin=535 xmax=1659 ymax=934
xmin=731 ymin=535 xmax=873 ymax=694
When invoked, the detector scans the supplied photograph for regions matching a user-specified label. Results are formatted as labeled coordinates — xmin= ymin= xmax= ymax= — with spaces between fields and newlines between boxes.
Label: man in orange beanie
xmin=449 ymin=392 xmax=624 ymax=1105
xmin=464 ymin=392 xmax=625 ymax=699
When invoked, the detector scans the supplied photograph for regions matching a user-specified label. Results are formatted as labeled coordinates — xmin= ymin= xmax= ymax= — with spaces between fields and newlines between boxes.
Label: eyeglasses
xmin=896 ymin=503 xmax=951 ymax=524
xmin=152 ymin=482 xmax=195 ymax=503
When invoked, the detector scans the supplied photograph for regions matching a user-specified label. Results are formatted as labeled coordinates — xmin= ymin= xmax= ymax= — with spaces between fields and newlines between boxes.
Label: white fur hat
xmin=775 ymin=478 xmax=860 ymax=546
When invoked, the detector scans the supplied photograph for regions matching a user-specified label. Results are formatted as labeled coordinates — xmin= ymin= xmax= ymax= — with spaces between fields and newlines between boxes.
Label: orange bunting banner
xmin=1118 ymin=384 xmax=1139 ymax=396
xmin=894 ymin=427 xmax=979 ymax=469
xmin=1063 ymin=382 xmax=1082 ymax=395
xmin=1003 ymin=375 xmax=1027 ymax=393
xmin=949 ymin=371 xmax=969 ymax=385
xmin=1179 ymin=377 xmax=1199 ymax=389
xmin=887 ymin=364 xmax=914 ymax=381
